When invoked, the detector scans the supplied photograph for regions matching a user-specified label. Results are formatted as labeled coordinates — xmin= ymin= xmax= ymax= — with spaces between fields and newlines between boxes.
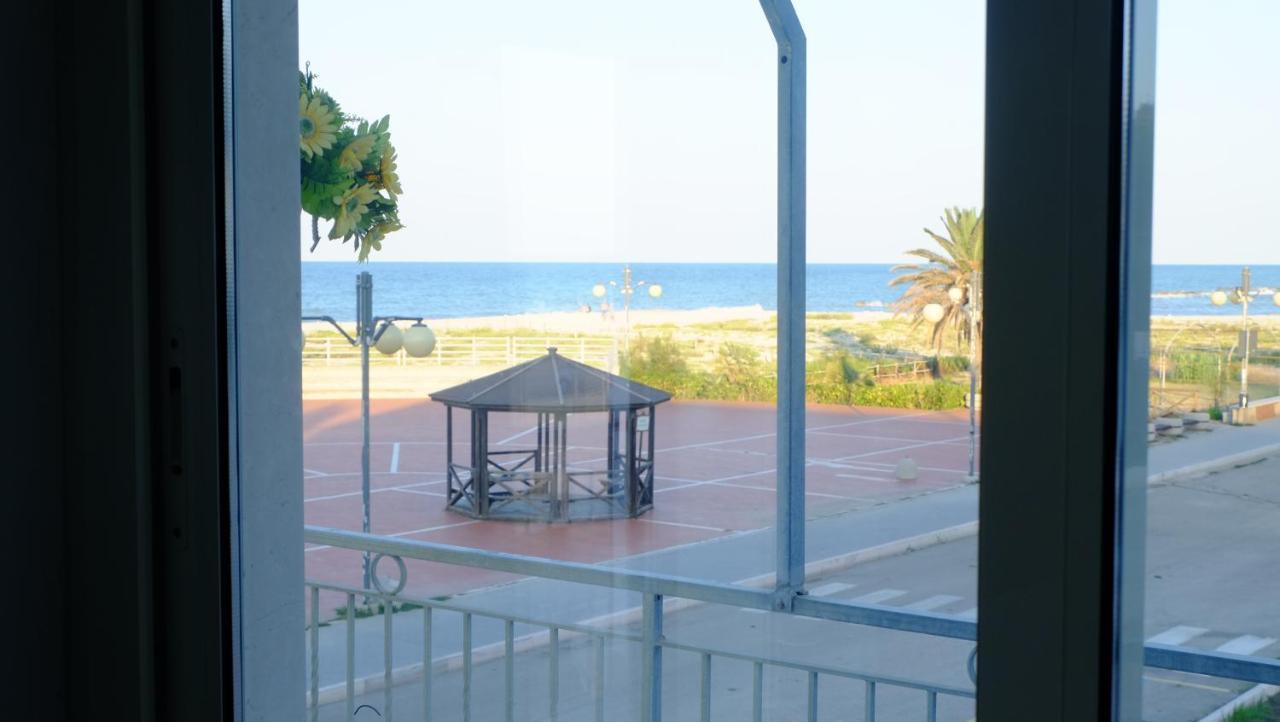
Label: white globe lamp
xmin=1210 ymin=290 xmax=1228 ymax=307
xmin=922 ymin=303 xmax=946 ymax=324
xmin=1273 ymin=291 xmax=1280 ymax=307
xmin=592 ymin=284 xmax=607 ymax=298
xmin=402 ymin=322 xmax=436 ymax=358
xmin=374 ymin=323 xmax=403 ymax=355
xmin=648 ymin=284 xmax=663 ymax=299
xmin=948 ymin=286 xmax=964 ymax=304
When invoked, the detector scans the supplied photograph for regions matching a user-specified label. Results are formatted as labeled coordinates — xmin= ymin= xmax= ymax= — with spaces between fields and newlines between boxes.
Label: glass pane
xmin=1143 ymin=2 xmax=1280 ymax=719
xmin=292 ymin=1 xmax=989 ymax=719
xmin=298 ymin=2 xmax=795 ymax=718
xmin=800 ymin=1 xmax=983 ymax=718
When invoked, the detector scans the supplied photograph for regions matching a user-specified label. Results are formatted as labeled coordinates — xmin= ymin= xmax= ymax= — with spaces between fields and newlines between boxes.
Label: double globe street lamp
xmin=1209 ymin=266 xmax=1280 ymax=410
xmin=592 ymin=264 xmax=662 ymax=350
xmin=302 ymin=271 xmax=436 ymax=592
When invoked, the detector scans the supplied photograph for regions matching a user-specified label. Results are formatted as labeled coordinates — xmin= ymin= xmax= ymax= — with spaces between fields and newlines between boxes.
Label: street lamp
xmin=592 ymin=264 xmax=662 ymax=349
xmin=923 ymin=270 xmax=982 ymax=478
xmin=302 ymin=271 xmax=435 ymax=592
xmin=1210 ymin=266 xmax=1279 ymax=411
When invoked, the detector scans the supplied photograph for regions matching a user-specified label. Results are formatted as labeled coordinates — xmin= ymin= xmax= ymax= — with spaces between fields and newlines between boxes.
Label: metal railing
xmin=304 ymin=526 xmax=1280 ymax=721
xmin=304 ymin=526 xmax=975 ymax=721
xmin=303 ymin=334 xmax=621 ymax=370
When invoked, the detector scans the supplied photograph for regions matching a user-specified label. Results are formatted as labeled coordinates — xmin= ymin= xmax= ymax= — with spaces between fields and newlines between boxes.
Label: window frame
xmin=978 ymin=0 xmax=1155 ymax=719
xmin=195 ymin=0 xmax=1163 ymax=718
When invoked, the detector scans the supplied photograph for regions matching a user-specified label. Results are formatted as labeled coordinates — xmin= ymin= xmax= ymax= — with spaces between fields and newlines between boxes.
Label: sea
xmin=302 ymin=262 xmax=1280 ymax=321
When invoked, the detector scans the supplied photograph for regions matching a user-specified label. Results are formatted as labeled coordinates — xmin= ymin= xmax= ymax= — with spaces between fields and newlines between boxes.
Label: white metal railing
xmin=302 ymin=334 xmax=620 ymax=370
xmin=304 ymin=526 xmax=977 ymax=721
xmin=302 ymin=526 xmax=1280 ymax=721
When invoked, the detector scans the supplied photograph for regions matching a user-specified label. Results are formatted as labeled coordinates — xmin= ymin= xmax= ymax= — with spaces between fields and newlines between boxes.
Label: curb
xmin=313 ymin=520 xmax=979 ymax=706
xmin=1195 ymin=684 xmax=1278 ymax=722
xmin=1148 ymin=443 xmax=1280 ymax=486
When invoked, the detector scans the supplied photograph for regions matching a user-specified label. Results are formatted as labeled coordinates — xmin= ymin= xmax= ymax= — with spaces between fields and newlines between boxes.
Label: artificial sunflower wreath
xmin=300 ymin=67 xmax=404 ymax=261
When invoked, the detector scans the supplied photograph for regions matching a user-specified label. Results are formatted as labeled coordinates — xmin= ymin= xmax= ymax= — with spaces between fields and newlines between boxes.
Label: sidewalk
xmin=308 ymin=417 xmax=1280 ymax=694
xmin=1148 ymin=419 xmax=1280 ymax=482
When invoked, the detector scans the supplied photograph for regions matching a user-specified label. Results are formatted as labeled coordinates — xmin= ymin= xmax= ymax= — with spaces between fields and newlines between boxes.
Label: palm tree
xmin=889 ymin=207 xmax=984 ymax=364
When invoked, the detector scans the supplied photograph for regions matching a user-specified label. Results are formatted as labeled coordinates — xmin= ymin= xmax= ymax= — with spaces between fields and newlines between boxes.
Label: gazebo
xmin=430 ymin=348 xmax=671 ymax=522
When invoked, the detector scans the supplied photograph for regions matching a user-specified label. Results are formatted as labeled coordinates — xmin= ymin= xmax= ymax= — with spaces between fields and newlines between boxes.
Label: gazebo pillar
xmin=472 ymin=409 xmax=489 ymax=516
xmin=625 ymin=409 xmax=638 ymax=516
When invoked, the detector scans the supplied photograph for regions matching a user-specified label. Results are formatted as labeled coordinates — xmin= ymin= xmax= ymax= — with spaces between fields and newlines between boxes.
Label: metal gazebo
xmin=430 ymin=348 xmax=671 ymax=522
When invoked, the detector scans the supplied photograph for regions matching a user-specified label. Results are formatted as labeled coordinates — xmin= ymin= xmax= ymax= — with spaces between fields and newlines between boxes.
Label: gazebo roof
xmin=430 ymin=348 xmax=672 ymax=413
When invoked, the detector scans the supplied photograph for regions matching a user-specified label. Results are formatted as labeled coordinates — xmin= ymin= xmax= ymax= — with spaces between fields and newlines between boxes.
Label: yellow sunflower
xmin=378 ymin=145 xmax=403 ymax=201
xmin=337 ymin=135 xmax=376 ymax=172
xmin=299 ymin=95 xmax=337 ymax=158
xmin=330 ymin=185 xmax=378 ymax=239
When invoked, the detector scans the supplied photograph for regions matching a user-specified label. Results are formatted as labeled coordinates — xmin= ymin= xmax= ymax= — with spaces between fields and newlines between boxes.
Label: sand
xmin=304 ymin=305 xmax=898 ymax=335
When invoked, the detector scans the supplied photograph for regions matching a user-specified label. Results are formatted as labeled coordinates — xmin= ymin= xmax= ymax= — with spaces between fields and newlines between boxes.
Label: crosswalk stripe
xmin=851 ymin=589 xmax=907 ymax=605
xmin=809 ymin=582 xmax=855 ymax=598
xmin=905 ymin=594 xmax=964 ymax=611
xmin=1147 ymin=626 xmax=1208 ymax=646
xmin=1216 ymin=635 xmax=1276 ymax=656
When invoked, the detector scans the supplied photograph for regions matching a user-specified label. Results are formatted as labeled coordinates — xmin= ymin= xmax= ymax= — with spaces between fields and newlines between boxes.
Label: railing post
xmin=309 ymin=586 xmax=319 ymax=722
xmin=640 ymin=593 xmax=664 ymax=722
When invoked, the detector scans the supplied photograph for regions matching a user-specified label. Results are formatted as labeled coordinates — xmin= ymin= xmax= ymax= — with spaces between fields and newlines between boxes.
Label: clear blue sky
xmin=299 ymin=0 xmax=1277 ymax=265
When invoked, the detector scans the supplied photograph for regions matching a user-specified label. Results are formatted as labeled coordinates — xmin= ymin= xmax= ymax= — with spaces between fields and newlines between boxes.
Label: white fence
xmin=303 ymin=334 xmax=620 ymax=371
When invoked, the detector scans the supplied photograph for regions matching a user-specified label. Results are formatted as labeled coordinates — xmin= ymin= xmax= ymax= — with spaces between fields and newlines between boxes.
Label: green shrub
xmin=808 ymin=350 xmax=868 ymax=385
xmin=622 ymin=336 xmax=965 ymax=409
xmin=848 ymin=382 xmax=967 ymax=410
xmin=931 ymin=355 xmax=971 ymax=376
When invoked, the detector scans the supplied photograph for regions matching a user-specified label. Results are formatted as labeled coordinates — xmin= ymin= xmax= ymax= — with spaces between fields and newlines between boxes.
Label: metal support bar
xmin=358 ymin=273 xmax=374 ymax=592
xmin=752 ymin=662 xmax=764 ymax=722
xmin=504 ymin=620 xmax=514 ymax=722
xmin=865 ymin=680 xmax=876 ymax=721
xmin=594 ymin=636 xmax=606 ymax=722
xmin=758 ymin=0 xmax=807 ymax=605
xmin=641 ymin=593 xmax=664 ymax=722
xmin=383 ymin=600 xmax=394 ymax=722
xmin=423 ymin=607 xmax=433 ymax=721
xmin=549 ymin=626 xmax=560 ymax=720
xmin=309 ymin=586 xmax=319 ymax=722
xmin=462 ymin=612 xmax=472 ymax=722
xmin=700 ymin=653 xmax=712 ymax=722
xmin=806 ymin=671 xmax=818 ymax=722
xmin=346 ymin=594 xmax=356 ymax=720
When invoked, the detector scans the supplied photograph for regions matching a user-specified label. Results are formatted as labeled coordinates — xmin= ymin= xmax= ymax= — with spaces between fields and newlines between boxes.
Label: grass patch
xmin=1225 ymin=697 xmax=1279 ymax=722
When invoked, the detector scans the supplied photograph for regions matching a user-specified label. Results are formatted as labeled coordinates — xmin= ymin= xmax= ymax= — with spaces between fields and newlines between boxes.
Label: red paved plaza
xmin=305 ymin=399 xmax=977 ymax=603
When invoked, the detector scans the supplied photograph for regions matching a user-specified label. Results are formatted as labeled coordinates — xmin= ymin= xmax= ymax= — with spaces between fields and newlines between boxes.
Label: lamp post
xmin=1210 ymin=266 xmax=1279 ymax=410
xmin=592 ymin=264 xmax=663 ymax=350
xmin=302 ymin=271 xmax=436 ymax=592
xmin=923 ymin=270 xmax=982 ymax=478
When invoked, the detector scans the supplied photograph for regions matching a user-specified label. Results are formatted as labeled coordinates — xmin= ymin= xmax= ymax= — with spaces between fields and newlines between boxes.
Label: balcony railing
xmin=304 ymin=525 xmax=1280 ymax=721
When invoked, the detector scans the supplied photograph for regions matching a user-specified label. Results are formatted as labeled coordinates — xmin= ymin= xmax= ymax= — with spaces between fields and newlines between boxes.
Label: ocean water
xmin=301 ymin=262 xmax=1280 ymax=320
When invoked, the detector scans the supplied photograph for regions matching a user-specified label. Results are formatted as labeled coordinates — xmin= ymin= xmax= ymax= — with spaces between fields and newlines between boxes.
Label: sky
xmin=299 ymin=0 xmax=1278 ymax=265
